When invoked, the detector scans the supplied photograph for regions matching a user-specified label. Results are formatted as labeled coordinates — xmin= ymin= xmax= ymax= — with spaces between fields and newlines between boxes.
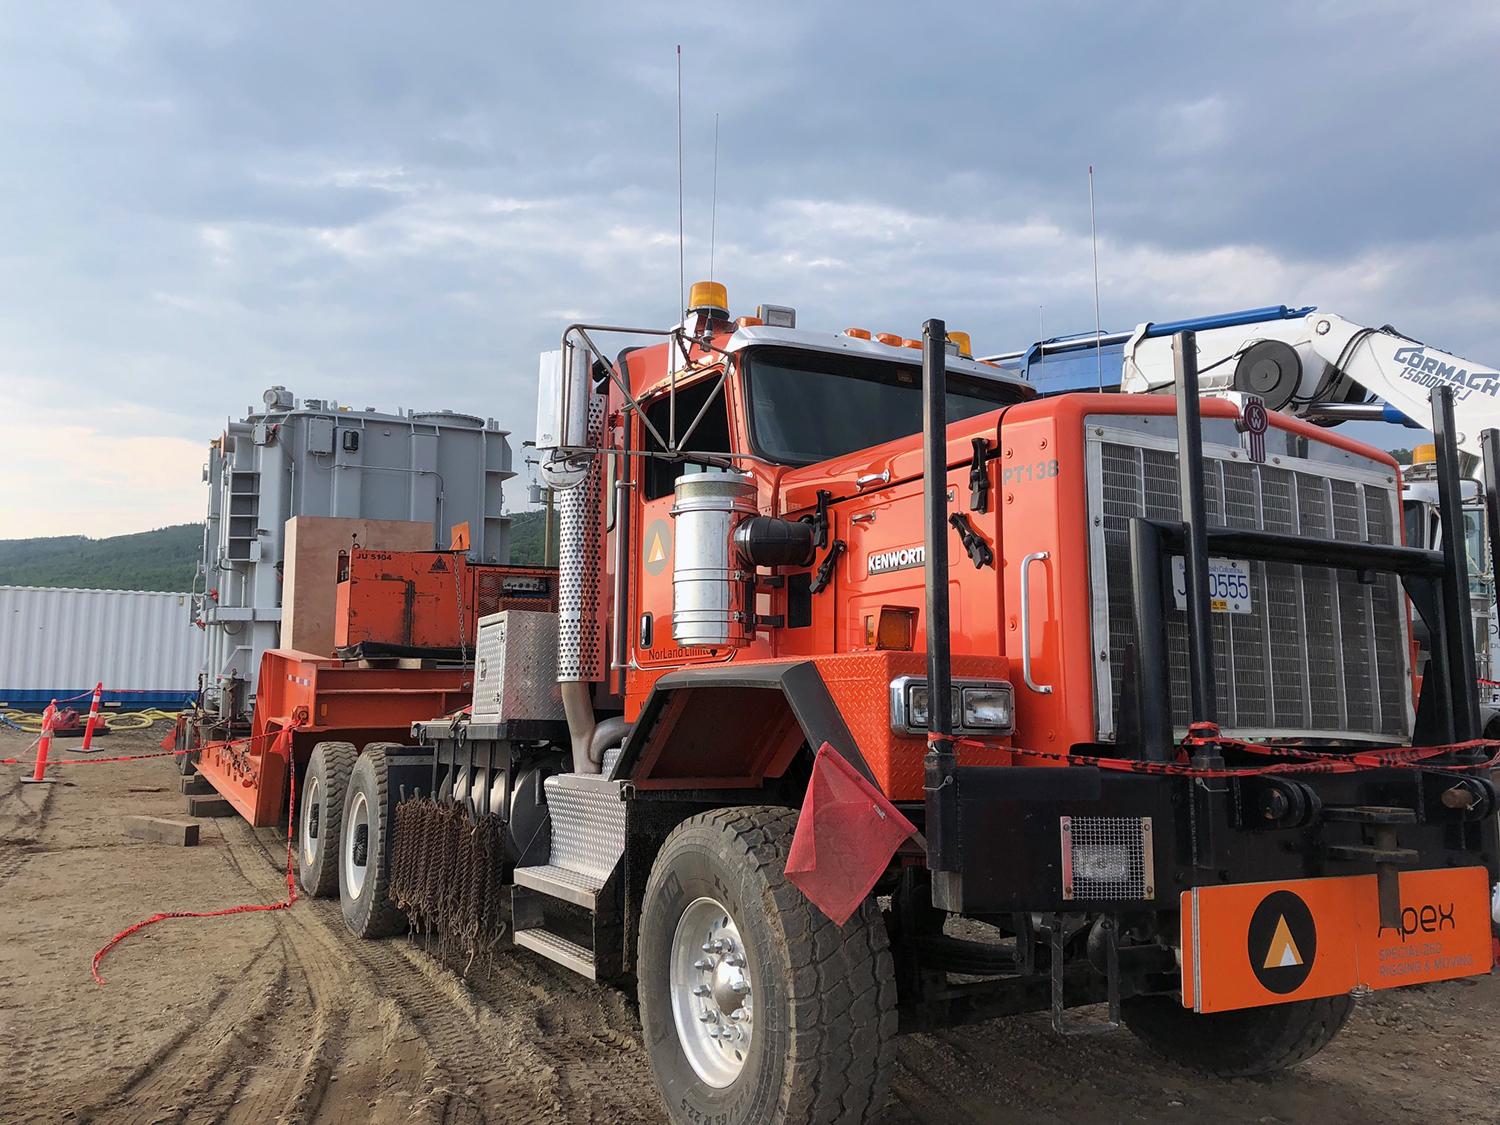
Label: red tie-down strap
xmin=785 ymin=743 xmax=917 ymax=926
xmin=90 ymin=725 xmax=301 ymax=984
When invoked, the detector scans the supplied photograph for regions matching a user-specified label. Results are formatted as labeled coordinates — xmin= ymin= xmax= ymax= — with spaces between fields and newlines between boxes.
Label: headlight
xmin=890 ymin=677 xmax=1013 ymax=735
xmin=960 ymin=686 xmax=1012 ymax=730
xmin=1071 ymin=843 xmax=1133 ymax=884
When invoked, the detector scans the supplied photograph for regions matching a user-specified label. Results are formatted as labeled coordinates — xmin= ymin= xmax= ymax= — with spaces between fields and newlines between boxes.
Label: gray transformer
xmin=195 ymin=386 xmax=514 ymax=723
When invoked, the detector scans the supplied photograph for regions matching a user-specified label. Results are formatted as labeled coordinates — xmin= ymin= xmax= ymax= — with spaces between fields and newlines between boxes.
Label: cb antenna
xmin=710 ymin=112 xmax=719 ymax=282
xmin=1088 ymin=164 xmax=1104 ymax=392
xmin=676 ymin=45 xmax=685 ymax=316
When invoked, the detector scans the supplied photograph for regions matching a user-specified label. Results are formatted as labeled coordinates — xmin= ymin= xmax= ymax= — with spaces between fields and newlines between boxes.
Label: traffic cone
xmin=29 ymin=701 xmax=57 ymax=783
xmin=80 ymin=682 xmax=103 ymax=751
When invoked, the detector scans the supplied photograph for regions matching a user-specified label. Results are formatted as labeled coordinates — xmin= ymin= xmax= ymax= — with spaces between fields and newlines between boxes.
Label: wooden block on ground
xmin=186 ymin=794 xmax=235 ymax=818
xmin=179 ymin=775 xmax=214 ymax=795
xmin=124 ymin=815 xmax=201 ymax=847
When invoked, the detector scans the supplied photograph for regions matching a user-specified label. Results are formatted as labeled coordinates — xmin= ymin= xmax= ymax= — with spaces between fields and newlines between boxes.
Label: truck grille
xmin=1088 ymin=432 xmax=1409 ymax=743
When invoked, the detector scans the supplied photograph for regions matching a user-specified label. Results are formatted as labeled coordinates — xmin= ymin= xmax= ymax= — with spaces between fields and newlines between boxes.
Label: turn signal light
xmin=870 ymin=605 xmax=916 ymax=651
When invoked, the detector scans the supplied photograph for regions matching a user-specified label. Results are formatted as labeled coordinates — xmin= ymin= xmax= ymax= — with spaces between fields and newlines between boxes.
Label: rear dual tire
xmin=339 ymin=743 xmax=411 ymax=939
xmin=297 ymin=740 xmax=358 ymax=898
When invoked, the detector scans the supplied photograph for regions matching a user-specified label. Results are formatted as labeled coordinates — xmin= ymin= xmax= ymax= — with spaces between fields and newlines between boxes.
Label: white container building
xmin=0 ymin=586 xmax=204 ymax=710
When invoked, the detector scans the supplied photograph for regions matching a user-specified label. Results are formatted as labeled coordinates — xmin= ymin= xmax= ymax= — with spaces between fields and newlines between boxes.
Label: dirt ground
xmin=2 ymin=726 xmax=1498 ymax=1125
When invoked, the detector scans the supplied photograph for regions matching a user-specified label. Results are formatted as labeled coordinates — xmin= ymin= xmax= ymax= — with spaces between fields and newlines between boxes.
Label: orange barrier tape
xmin=2 ymin=727 xmax=285 ymax=770
xmin=941 ymin=730 xmax=1500 ymax=779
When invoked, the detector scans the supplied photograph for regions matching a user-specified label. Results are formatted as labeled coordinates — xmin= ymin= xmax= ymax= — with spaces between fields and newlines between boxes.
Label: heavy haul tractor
xmin=299 ymin=282 xmax=1500 ymax=1125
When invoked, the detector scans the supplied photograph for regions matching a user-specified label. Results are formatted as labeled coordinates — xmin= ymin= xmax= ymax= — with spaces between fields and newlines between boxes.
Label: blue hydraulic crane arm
xmin=988 ymin=304 xmax=1316 ymax=379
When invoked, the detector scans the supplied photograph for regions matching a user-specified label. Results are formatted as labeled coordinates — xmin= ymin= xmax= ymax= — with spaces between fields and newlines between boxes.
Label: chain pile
xmin=391 ymin=797 xmax=508 ymax=971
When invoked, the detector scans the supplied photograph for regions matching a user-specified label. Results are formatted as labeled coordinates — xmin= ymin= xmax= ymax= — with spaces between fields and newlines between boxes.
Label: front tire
xmin=637 ymin=806 xmax=897 ymax=1125
xmin=339 ymin=745 xmax=406 ymax=938
xmin=298 ymin=741 xmax=358 ymax=897
xmin=1123 ymin=993 xmax=1355 ymax=1076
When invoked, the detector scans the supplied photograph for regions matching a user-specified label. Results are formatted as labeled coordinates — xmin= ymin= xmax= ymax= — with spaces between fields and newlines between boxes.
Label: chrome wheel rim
xmin=670 ymin=896 xmax=753 ymax=1088
xmin=300 ymin=774 xmax=321 ymax=867
xmin=344 ymin=790 xmax=369 ymax=898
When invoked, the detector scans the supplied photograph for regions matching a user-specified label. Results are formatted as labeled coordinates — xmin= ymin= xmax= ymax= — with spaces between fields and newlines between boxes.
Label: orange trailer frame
xmin=195 ymin=648 xmax=470 ymax=826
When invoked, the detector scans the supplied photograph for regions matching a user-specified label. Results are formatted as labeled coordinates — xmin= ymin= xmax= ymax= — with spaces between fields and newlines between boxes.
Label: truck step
xmin=513 ymin=927 xmax=596 ymax=980
xmin=514 ymin=863 xmax=607 ymax=909
xmin=1322 ymin=805 xmax=1418 ymax=825
xmin=1324 ymin=842 xmax=1421 ymax=865
xmin=541 ymin=773 xmax=626 ymax=882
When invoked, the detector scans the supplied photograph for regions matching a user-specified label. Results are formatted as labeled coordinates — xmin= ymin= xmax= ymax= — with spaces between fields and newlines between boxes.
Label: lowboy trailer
xmin=278 ymin=284 xmax=1495 ymax=1125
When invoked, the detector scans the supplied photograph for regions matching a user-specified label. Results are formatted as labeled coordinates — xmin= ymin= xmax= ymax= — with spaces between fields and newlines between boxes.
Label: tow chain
xmin=392 ymin=796 xmax=508 ymax=972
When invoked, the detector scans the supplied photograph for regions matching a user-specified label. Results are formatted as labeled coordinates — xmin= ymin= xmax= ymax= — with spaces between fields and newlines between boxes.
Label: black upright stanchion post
xmin=921 ymin=318 xmax=959 ymax=884
xmin=1128 ymin=518 xmax=1172 ymax=761
xmin=1480 ymin=429 xmax=1500 ymax=698
xmin=1432 ymin=387 xmax=1480 ymax=742
xmin=1172 ymin=331 xmax=1220 ymax=766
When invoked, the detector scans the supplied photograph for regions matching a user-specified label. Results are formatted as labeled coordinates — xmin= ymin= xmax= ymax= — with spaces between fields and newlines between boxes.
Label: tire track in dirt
xmin=226 ymin=815 xmax=662 ymax=1124
xmin=72 ymin=932 xmax=287 ymax=1125
xmin=0 ymin=778 xmax=59 ymax=889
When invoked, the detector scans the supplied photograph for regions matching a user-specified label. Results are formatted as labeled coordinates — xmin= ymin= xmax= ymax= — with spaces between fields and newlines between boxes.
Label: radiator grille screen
xmin=1092 ymin=438 xmax=1408 ymax=741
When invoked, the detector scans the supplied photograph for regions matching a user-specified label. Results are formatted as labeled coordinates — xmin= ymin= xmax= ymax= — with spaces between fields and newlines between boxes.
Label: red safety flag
xmin=785 ymin=743 xmax=917 ymax=926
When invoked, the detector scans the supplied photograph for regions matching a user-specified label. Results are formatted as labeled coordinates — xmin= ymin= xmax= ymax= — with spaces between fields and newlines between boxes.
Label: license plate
xmin=1171 ymin=556 xmax=1251 ymax=614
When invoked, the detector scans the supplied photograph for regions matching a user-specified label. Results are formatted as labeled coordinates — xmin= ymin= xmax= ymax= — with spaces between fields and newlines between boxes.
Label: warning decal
xmin=643 ymin=520 xmax=672 ymax=576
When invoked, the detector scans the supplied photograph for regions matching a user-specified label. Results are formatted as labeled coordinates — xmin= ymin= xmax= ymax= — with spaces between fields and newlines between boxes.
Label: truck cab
xmin=322 ymin=281 xmax=1500 ymax=1125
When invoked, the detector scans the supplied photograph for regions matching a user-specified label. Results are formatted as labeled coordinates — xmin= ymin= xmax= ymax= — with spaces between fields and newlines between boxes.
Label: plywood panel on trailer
xmin=281 ymin=517 xmax=434 ymax=656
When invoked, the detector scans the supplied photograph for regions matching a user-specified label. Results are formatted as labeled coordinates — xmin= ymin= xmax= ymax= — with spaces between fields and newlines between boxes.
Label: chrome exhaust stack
xmin=537 ymin=342 xmax=607 ymax=774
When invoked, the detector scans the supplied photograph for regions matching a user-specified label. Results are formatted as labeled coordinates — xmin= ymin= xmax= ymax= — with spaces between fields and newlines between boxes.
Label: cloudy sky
xmin=3 ymin=1 xmax=1498 ymax=537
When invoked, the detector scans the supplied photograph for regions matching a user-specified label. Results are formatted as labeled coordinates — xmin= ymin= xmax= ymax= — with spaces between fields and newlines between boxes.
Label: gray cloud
xmin=1 ymin=0 xmax=1497 ymax=533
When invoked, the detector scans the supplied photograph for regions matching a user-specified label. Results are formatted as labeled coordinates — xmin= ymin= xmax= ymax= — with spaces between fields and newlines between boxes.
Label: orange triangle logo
xmin=647 ymin=534 xmax=667 ymax=565
xmin=1262 ymin=915 xmax=1303 ymax=970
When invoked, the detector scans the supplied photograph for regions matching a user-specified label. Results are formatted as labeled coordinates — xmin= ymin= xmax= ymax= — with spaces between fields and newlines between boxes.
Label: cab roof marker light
xmin=844 ymin=327 xmax=872 ymax=340
xmin=876 ymin=332 xmax=904 ymax=347
xmin=757 ymin=303 xmax=796 ymax=329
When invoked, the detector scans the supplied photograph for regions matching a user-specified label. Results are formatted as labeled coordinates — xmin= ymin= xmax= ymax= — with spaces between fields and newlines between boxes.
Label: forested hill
xmin=0 ymin=524 xmax=202 ymax=591
xmin=0 ymin=510 xmax=550 ymax=592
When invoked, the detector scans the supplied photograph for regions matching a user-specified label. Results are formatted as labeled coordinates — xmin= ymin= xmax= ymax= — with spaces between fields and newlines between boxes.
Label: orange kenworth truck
xmin=272 ymin=282 xmax=1498 ymax=1125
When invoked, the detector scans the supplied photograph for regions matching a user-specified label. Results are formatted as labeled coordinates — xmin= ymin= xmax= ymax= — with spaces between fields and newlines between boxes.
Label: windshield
xmin=743 ymin=346 xmax=1022 ymax=465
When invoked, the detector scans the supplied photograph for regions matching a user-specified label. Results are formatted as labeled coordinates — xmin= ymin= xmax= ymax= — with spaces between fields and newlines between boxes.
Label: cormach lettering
xmin=1393 ymin=346 xmax=1500 ymax=399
